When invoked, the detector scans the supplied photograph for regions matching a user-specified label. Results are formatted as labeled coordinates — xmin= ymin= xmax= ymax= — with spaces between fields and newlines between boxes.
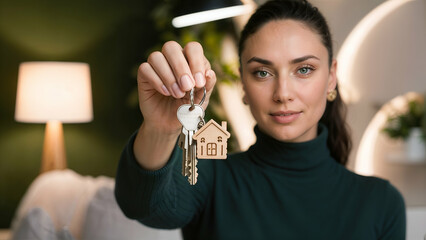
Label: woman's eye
xmin=297 ymin=66 xmax=314 ymax=75
xmin=255 ymin=70 xmax=270 ymax=78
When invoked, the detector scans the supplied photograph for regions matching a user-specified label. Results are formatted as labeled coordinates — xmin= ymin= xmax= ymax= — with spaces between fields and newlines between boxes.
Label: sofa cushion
xmin=11 ymin=169 xmax=114 ymax=239
xmin=12 ymin=207 xmax=74 ymax=240
xmin=81 ymin=186 xmax=182 ymax=240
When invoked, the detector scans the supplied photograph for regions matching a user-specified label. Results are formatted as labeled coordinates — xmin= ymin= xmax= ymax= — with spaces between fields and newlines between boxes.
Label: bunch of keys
xmin=177 ymin=88 xmax=206 ymax=185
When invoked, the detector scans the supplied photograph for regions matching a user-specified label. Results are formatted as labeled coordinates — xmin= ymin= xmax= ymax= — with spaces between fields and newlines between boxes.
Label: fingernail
xmin=180 ymin=74 xmax=193 ymax=91
xmin=195 ymin=72 xmax=205 ymax=86
xmin=206 ymin=69 xmax=215 ymax=79
xmin=172 ymin=83 xmax=185 ymax=98
xmin=161 ymin=85 xmax=170 ymax=96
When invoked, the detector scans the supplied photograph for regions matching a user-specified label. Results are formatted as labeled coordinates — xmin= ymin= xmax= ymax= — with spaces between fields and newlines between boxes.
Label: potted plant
xmin=383 ymin=93 xmax=426 ymax=162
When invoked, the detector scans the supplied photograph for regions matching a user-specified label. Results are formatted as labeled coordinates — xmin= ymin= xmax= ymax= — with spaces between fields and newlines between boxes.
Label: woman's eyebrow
xmin=247 ymin=57 xmax=273 ymax=65
xmin=246 ymin=55 xmax=320 ymax=65
xmin=290 ymin=55 xmax=320 ymax=64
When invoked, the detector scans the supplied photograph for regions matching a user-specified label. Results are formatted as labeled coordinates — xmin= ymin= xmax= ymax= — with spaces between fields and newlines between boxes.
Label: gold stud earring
xmin=327 ymin=89 xmax=337 ymax=102
xmin=242 ymin=96 xmax=248 ymax=105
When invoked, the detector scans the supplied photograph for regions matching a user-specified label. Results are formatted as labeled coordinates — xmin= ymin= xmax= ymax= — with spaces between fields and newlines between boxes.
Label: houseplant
xmin=383 ymin=93 xmax=426 ymax=161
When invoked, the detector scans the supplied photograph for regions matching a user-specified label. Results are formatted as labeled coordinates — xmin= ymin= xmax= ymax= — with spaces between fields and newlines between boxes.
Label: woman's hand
xmin=137 ymin=41 xmax=216 ymax=136
xmin=133 ymin=41 xmax=216 ymax=170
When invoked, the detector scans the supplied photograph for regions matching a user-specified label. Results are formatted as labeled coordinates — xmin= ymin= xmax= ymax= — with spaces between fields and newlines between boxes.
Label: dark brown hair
xmin=238 ymin=0 xmax=352 ymax=165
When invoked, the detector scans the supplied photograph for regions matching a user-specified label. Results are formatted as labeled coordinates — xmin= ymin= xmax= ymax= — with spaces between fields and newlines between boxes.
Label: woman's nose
xmin=272 ymin=76 xmax=295 ymax=103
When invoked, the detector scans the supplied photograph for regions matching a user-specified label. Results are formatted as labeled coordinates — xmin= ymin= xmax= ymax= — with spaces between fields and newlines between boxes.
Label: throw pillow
xmin=12 ymin=207 xmax=74 ymax=240
xmin=81 ymin=186 xmax=182 ymax=240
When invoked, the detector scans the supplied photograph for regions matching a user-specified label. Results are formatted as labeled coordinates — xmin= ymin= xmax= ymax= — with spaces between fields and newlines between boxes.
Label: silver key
xmin=178 ymin=131 xmax=189 ymax=176
xmin=177 ymin=104 xmax=204 ymax=184
xmin=188 ymin=143 xmax=198 ymax=185
xmin=176 ymin=88 xmax=206 ymax=185
xmin=187 ymin=116 xmax=204 ymax=185
xmin=188 ymin=116 xmax=205 ymax=184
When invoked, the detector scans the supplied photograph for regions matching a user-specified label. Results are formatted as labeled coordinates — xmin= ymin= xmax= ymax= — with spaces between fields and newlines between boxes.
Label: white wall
xmin=311 ymin=0 xmax=387 ymax=55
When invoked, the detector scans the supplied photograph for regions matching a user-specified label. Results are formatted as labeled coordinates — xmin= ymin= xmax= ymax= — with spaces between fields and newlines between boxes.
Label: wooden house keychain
xmin=193 ymin=119 xmax=230 ymax=159
xmin=177 ymin=87 xmax=230 ymax=185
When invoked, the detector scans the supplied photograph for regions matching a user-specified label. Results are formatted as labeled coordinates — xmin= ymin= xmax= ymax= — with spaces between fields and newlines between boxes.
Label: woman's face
xmin=241 ymin=20 xmax=337 ymax=143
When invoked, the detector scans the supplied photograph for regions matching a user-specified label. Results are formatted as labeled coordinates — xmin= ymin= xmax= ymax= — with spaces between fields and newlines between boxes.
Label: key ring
xmin=189 ymin=87 xmax=206 ymax=110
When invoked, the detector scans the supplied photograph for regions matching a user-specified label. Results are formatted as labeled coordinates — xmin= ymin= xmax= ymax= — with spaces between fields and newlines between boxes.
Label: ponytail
xmin=320 ymin=86 xmax=352 ymax=165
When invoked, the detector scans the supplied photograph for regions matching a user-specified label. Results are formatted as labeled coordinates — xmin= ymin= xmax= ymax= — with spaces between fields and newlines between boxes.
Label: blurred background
xmin=0 ymin=0 xmax=160 ymax=227
xmin=0 ymin=0 xmax=425 ymax=237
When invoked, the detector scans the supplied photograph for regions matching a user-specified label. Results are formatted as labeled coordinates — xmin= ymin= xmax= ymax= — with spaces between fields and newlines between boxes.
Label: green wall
xmin=0 ymin=0 xmax=160 ymax=228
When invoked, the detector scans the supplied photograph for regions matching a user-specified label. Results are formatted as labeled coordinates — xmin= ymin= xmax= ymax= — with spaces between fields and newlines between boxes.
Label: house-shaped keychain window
xmin=193 ymin=120 xmax=230 ymax=159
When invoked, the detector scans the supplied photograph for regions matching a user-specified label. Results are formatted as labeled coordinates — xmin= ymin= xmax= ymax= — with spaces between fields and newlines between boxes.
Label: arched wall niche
xmin=336 ymin=0 xmax=426 ymax=171
xmin=356 ymin=92 xmax=426 ymax=207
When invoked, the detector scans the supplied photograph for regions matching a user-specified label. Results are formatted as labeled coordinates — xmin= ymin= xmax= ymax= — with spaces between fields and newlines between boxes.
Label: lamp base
xmin=41 ymin=120 xmax=67 ymax=173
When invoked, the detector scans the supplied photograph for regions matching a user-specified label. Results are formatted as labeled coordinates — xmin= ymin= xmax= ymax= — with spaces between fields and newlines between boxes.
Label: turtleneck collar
xmin=247 ymin=123 xmax=335 ymax=171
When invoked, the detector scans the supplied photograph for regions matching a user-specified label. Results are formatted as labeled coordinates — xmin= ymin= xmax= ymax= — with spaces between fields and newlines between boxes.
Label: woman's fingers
xmin=203 ymin=69 xmax=216 ymax=108
xmin=147 ymin=51 xmax=184 ymax=98
xmin=183 ymin=42 xmax=210 ymax=88
xmin=140 ymin=41 xmax=214 ymax=101
xmin=162 ymin=41 xmax=196 ymax=94
xmin=192 ymin=69 xmax=216 ymax=109
xmin=205 ymin=69 xmax=216 ymax=94
xmin=138 ymin=62 xmax=171 ymax=98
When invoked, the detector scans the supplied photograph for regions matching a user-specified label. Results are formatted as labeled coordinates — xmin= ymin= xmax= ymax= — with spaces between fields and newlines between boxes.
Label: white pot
xmin=405 ymin=127 xmax=426 ymax=163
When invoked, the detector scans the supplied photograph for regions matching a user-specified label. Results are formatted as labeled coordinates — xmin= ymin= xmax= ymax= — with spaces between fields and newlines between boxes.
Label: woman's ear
xmin=328 ymin=59 xmax=338 ymax=91
xmin=242 ymin=94 xmax=249 ymax=105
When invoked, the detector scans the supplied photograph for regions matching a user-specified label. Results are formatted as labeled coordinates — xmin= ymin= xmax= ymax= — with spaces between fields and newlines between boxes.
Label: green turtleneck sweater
xmin=115 ymin=125 xmax=406 ymax=239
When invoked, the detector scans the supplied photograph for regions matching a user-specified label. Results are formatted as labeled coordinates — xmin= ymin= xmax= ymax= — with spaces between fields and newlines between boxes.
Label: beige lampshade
xmin=15 ymin=62 xmax=93 ymax=123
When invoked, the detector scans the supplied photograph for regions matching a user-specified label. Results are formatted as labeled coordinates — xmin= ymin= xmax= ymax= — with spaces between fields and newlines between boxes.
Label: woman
xmin=115 ymin=0 xmax=406 ymax=239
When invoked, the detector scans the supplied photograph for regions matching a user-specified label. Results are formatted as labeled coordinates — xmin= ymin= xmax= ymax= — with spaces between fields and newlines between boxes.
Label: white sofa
xmin=10 ymin=170 xmax=426 ymax=240
xmin=10 ymin=169 xmax=182 ymax=240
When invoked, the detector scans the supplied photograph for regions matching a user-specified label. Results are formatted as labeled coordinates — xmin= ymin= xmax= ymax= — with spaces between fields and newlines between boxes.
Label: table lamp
xmin=15 ymin=62 xmax=93 ymax=173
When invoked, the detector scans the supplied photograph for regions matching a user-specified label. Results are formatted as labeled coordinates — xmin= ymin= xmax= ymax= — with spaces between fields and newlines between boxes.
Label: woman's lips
xmin=270 ymin=111 xmax=302 ymax=124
